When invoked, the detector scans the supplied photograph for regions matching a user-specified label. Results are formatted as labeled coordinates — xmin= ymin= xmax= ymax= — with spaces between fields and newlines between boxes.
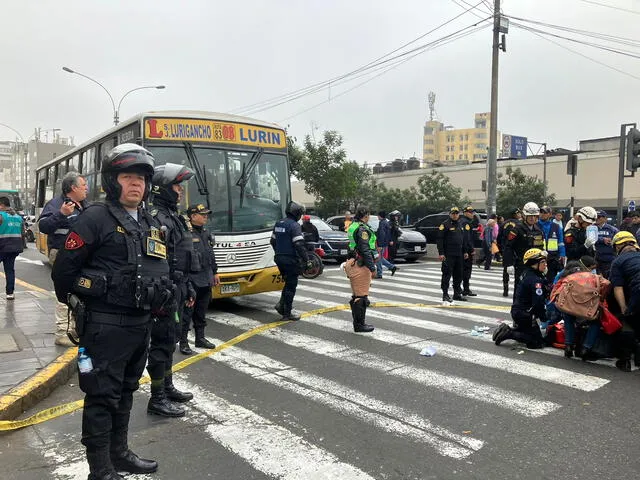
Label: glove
xmin=506 ymin=266 xmax=515 ymax=275
xmin=305 ymin=260 xmax=314 ymax=270
xmin=584 ymin=238 xmax=595 ymax=249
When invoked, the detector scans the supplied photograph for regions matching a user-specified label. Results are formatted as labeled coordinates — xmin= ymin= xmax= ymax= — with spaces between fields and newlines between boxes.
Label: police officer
xmin=498 ymin=208 xmax=522 ymax=297
xmin=271 ymin=201 xmax=311 ymax=321
xmin=610 ymin=231 xmax=640 ymax=323
xmin=537 ymin=205 xmax=566 ymax=282
xmin=503 ymin=202 xmax=545 ymax=295
xmin=594 ymin=210 xmax=618 ymax=278
xmin=565 ymin=206 xmax=598 ymax=261
xmin=344 ymin=205 xmax=376 ymax=332
xmin=460 ymin=206 xmax=478 ymax=297
xmin=493 ymin=248 xmax=548 ymax=349
xmin=181 ymin=204 xmax=218 ymax=353
xmin=52 ymin=144 xmax=173 ymax=480
xmin=437 ymin=206 xmax=472 ymax=303
xmin=301 ymin=214 xmax=319 ymax=243
xmin=146 ymin=163 xmax=197 ymax=417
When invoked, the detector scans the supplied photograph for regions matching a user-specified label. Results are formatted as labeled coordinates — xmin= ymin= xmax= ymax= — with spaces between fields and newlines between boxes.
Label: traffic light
xmin=626 ymin=127 xmax=640 ymax=172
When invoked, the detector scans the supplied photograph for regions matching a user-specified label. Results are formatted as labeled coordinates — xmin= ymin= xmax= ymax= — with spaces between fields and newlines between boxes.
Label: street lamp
xmin=62 ymin=66 xmax=165 ymax=126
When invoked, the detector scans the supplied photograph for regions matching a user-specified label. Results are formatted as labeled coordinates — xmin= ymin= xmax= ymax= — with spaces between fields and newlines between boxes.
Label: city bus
xmin=34 ymin=111 xmax=291 ymax=298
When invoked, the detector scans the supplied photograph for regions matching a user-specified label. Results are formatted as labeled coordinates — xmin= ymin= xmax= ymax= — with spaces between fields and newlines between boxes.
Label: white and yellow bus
xmin=34 ymin=111 xmax=291 ymax=298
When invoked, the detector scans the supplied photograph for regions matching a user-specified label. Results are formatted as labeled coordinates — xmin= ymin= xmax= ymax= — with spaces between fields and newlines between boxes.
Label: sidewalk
xmin=0 ymin=288 xmax=76 ymax=420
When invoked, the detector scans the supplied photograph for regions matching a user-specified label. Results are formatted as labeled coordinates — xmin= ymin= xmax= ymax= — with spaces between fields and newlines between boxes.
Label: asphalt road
xmin=3 ymin=256 xmax=640 ymax=479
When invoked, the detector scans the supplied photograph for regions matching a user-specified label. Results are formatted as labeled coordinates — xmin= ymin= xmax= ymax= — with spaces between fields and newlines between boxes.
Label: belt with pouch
xmin=87 ymin=310 xmax=151 ymax=326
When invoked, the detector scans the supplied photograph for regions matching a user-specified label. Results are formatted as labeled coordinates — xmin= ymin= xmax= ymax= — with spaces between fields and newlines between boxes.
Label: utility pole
xmin=486 ymin=0 xmax=502 ymax=215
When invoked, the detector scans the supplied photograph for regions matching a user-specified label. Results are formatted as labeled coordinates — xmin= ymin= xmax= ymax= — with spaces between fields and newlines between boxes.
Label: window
xmin=83 ymin=147 xmax=96 ymax=174
xmin=464 ymin=154 xmax=468 ymax=160
xmin=475 ymin=132 xmax=487 ymax=139
xmin=425 ymin=149 xmax=434 ymax=154
xmin=98 ymin=138 xmax=116 ymax=161
xmin=69 ymin=154 xmax=80 ymax=172
xmin=459 ymin=154 xmax=463 ymax=160
xmin=459 ymin=135 xmax=463 ymax=141
xmin=465 ymin=134 xmax=469 ymax=141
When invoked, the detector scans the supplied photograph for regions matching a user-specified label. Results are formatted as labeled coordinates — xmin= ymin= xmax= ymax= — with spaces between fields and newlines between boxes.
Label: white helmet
xmin=522 ymin=202 xmax=540 ymax=216
xmin=576 ymin=206 xmax=597 ymax=224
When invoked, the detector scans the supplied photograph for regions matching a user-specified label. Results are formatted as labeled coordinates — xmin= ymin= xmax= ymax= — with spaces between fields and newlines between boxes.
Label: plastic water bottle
xmin=78 ymin=347 xmax=93 ymax=374
xmin=586 ymin=225 xmax=598 ymax=245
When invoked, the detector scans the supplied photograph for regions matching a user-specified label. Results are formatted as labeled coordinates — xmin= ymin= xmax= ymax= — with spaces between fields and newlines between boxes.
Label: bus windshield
xmin=148 ymin=145 xmax=289 ymax=233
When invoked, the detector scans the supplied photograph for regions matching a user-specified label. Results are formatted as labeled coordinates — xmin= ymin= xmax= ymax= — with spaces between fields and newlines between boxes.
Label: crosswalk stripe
xmin=173 ymin=378 xmax=377 ymax=479
xmin=204 ymin=338 xmax=484 ymax=459
xmin=393 ymin=269 xmax=512 ymax=290
xmin=206 ymin=311 xmax=561 ymax=417
xmin=241 ymin=295 xmax=608 ymax=391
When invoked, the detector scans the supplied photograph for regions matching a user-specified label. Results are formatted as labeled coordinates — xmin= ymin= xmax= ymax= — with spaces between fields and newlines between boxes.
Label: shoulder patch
xmin=507 ymin=231 xmax=517 ymax=240
xmin=64 ymin=232 xmax=85 ymax=250
xmin=438 ymin=224 xmax=445 ymax=231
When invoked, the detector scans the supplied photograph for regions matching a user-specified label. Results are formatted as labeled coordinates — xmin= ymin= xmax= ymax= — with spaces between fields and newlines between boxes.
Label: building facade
xmin=422 ymin=112 xmax=498 ymax=167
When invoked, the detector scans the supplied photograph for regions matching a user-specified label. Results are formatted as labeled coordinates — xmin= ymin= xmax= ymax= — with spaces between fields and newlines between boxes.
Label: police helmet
xmin=151 ymin=163 xmax=194 ymax=204
xmin=612 ymin=231 xmax=638 ymax=248
xmin=576 ymin=206 xmax=597 ymax=225
xmin=285 ymin=201 xmax=305 ymax=221
xmin=522 ymin=202 xmax=540 ymax=216
xmin=523 ymin=248 xmax=548 ymax=265
xmin=101 ymin=143 xmax=155 ymax=202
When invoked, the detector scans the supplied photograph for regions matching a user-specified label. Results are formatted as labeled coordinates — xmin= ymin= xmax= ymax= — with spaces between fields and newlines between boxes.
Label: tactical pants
xmin=78 ymin=312 xmax=151 ymax=452
xmin=510 ymin=311 xmax=545 ymax=348
xmin=275 ymin=255 xmax=301 ymax=316
xmin=147 ymin=282 xmax=186 ymax=381
xmin=462 ymin=254 xmax=473 ymax=291
xmin=441 ymin=256 xmax=463 ymax=295
xmin=182 ymin=285 xmax=211 ymax=339
xmin=514 ymin=263 xmax=525 ymax=294
xmin=546 ymin=254 xmax=563 ymax=283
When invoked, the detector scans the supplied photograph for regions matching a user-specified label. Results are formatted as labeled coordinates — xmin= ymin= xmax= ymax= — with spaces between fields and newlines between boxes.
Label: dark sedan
xmin=325 ymin=215 xmax=427 ymax=262
xmin=301 ymin=216 xmax=350 ymax=262
xmin=413 ymin=212 xmax=486 ymax=247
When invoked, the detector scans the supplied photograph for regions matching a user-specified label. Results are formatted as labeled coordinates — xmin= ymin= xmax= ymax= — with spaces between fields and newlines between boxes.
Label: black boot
xmin=179 ymin=340 xmax=194 ymax=355
xmin=274 ymin=300 xmax=284 ymax=316
xmin=352 ymin=296 xmax=374 ymax=333
xmin=194 ymin=329 xmax=215 ymax=349
xmin=463 ymin=289 xmax=477 ymax=297
xmin=564 ymin=344 xmax=574 ymax=358
xmin=442 ymin=292 xmax=453 ymax=303
xmin=502 ymin=286 xmax=509 ymax=297
xmin=110 ymin=430 xmax=158 ymax=474
xmin=452 ymin=293 xmax=468 ymax=301
xmin=165 ymin=374 xmax=193 ymax=403
xmin=147 ymin=383 xmax=185 ymax=417
xmin=87 ymin=450 xmax=123 ymax=480
xmin=493 ymin=324 xmax=512 ymax=346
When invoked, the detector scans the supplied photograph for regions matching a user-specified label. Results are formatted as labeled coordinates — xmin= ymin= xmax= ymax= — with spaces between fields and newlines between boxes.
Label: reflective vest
xmin=543 ymin=222 xmax=561 ymax=252
xmin=0 ymin=210 xmax=23 ymax=253
xmin=347 ymin=221 xmax=376 ymax=251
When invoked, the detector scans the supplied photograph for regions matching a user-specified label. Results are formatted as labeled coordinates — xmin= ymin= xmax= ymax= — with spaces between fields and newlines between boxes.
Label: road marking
xmin=206 ymin=339 xmax=483 ymax=459
xmin=176 ymin=377 xmax=377 ymax=479
xmin=207 ymin=312 xmax=561 ymax=417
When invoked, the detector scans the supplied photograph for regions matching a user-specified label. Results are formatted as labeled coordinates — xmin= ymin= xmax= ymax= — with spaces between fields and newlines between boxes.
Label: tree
xmin=290 ymin=130 xmax=372 ymax=217
xmin=415 ymin=170 xmax=468 ymax=214
xmin=496 ymin=167 xmax=555 ymax=216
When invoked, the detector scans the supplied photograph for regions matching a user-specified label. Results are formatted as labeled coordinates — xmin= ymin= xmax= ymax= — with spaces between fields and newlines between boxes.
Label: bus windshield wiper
xmin=183 ymin=142 xmax=211 ymax=209
xmin=235 ymin=147 xmax=264 ymax=208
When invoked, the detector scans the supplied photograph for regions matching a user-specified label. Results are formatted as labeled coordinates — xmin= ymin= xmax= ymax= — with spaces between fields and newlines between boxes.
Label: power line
xmin=230 ymin=1 xmax=489 ymax=115
xmin=511 ymin=21 xmax=640 ymax=60
xmin=577 ymin=0 xmax=640 ymax=15
xmin=451 ymin=0 xmax=487 ymax=20
xmin=278 ymin=24 xmax=490 ymax=122
xmin=238 ymin=19 xmax=491 ymax=116
xmin=514 ymin=23 xmax=640 ymax=82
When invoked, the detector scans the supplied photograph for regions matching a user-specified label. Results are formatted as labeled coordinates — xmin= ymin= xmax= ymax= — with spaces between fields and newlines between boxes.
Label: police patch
xmin=465 ymin=224 xmax=470 ymax=231
xmin=438 ymin=224 xmax=445 ymax=231
xmin=361 ymin=231 xmax=369 ymax=240
xmin=64 ymin=232 xmax=84 ymax=250
xmin=507 ymin=231 xmax=517 ymax=240
xmin=116 ymin=226 xmax=125 ymax=234
xmin=78 ymin=277 xmax=92 ymax=289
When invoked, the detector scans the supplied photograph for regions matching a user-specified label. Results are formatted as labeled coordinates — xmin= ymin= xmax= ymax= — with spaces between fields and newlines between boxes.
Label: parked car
xmin=413 ymin=212 xmax=486 ymax=247
xmin=300 ymin=216 xmax=350 ymax=262
xmin=325 ymin=215 xmax=427 ymax=262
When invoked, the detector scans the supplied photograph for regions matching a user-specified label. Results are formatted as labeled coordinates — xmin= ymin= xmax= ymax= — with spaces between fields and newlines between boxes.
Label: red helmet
xmin=302 ymin=215 xmax=311 ymax=222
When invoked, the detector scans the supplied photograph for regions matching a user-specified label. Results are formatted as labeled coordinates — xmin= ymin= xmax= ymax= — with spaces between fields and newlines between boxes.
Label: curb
xmin=0 ymin=347 xmax=77 ymax=421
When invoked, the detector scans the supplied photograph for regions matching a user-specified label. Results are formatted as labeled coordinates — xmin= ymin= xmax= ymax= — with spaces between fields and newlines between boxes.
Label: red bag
xmin=546 ymin=322 xmax=565 ymax=349
xmin=550 ymin=272 xmax=611 ymax=321
xmin=600 ymin=306 xmax=623 ymax=335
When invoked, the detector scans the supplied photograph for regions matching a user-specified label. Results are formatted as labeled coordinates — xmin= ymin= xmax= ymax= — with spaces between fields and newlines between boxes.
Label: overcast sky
xmin=2 ymin=0 xmax=640 ymax=163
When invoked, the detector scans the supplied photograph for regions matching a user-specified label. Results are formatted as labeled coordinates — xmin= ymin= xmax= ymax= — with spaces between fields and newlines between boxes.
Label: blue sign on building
xmin=502 ymin=134 xmax=528 ymax=159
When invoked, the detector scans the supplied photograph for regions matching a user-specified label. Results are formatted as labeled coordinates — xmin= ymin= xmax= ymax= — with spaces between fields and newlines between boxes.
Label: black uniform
xmin=51 ymin=201 xmax=172 ymax=469
xmin=564 ymin=227 xmax=592 ymax=261
xmin=271 ymin=214 xmax=309 ymax=317
xmin=506 ymin=267 xmax=548 ymax=348
xmin=499 ymin=218 xmax=519 ymax=296
xmin=460 ymin=215 xmax=477 ymax=294
xmin=503 ymin=222 xmax=544 ymax=293
xmin=301 ymin=221 xmax=319 ymax=243
xmin=148 ymin=199 xmax=197 ymax=383
xmin=183 ymin=223 xmax=218 ymax=344
xmin=437 ymin=218 xmax=472 ymax=297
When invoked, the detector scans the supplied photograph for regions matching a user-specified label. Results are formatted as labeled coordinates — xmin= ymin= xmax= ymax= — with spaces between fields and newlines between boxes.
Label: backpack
xmin=545 ymin=322 xmax=566 ymax=349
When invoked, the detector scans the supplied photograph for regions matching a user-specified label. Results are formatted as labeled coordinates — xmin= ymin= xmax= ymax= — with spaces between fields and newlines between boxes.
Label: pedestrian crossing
xmin=33 ymin=263 xmax=624 ymax=480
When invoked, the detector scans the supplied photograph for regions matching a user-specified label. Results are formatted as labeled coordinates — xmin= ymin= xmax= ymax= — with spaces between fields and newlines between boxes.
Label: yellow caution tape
xmin=0 ymin=301 xmax=507 ymax=431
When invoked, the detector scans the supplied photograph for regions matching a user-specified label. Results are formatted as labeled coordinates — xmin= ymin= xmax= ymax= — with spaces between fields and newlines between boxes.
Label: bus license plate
xmin=414 ymin=246 xmax=422 ymax=252
xmin=221 ymin=283 xmax=240 ymax=294
xmin=340 ymin=249 xmax=347 ymax=255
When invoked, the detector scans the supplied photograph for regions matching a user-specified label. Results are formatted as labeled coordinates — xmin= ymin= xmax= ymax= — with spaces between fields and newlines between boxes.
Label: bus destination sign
xmin=144 ymin=118 xmax=286 ymax=148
